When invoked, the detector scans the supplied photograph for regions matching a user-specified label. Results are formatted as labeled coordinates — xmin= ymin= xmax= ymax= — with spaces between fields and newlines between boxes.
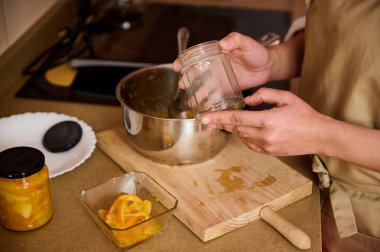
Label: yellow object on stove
xmin=44 ymin=63 xmax=77 ymax=87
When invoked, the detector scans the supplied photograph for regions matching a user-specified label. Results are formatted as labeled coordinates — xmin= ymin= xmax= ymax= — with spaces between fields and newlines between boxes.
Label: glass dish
xmin=80 ymin=172 xmax=178 ymax=249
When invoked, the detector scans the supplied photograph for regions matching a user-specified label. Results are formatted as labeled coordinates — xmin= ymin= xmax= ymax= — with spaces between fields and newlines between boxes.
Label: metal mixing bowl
xmin=115 ymin=64 xmax=229 ymax=165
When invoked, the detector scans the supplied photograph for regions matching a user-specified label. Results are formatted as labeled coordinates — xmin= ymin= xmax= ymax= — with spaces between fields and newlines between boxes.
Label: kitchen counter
xmin=0 ymin=1 xmax=321 ymax=251
xmin=0 ymin=98 xmax=321 ymax=252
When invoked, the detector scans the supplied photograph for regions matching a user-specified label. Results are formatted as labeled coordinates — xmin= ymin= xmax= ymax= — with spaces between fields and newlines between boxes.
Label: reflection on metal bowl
xmin=115 ymin=64 xmax=229 ymax=165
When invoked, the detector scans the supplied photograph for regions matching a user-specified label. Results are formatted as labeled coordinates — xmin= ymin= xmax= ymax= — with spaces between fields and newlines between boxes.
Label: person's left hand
xmin=200 ymin=87 xmax=328 ymax=156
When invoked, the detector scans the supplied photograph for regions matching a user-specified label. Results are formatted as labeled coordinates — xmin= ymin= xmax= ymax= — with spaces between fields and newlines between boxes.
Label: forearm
xmin=267 ymin=32 xmax=305 ymax=81
xmin=317 ymin=115 xmax=380 ymax=172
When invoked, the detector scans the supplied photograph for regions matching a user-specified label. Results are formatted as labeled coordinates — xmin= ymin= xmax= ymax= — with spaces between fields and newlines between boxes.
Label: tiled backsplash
xmin=0 ymin=0 xmax=59 ymax=56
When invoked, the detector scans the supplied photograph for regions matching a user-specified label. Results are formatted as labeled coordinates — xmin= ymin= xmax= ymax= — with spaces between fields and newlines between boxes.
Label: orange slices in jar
xmin=0 ymin=147 xmax=54 ymax=231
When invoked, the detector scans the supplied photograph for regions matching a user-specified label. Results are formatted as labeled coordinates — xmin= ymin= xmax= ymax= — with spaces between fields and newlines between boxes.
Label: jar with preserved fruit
xmin=0 ymin=147 xmax=54 ymax=231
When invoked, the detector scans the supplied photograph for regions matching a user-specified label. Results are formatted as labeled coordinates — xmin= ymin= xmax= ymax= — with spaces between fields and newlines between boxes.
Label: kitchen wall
xmin=0 ymin=0 xmax=59 ymax=56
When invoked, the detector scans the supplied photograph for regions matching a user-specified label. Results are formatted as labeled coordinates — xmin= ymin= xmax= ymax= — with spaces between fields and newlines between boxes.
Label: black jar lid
xmin=0 ymin=147 xmax=45 ymax=179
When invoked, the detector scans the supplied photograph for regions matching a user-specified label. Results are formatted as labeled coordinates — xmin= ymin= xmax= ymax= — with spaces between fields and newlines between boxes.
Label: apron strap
xmin=312 ymin=155 xmax=358 ymax=238
xmin=330 ymin=180 xmax=358 ymax=238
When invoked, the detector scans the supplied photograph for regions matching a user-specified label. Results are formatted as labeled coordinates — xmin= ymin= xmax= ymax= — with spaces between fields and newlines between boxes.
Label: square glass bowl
xmin=80 ymin=172 xmax=178 ymax=249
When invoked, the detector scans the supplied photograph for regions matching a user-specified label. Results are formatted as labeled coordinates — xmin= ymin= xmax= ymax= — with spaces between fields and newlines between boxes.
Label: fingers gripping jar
xmin=178 ymin=41 xmax=245 ymax=119
xmin=0 ymin=147 xmax=54 ymax=231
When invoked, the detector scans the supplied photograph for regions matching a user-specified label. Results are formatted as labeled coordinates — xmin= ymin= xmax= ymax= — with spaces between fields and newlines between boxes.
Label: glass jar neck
xmin=178 ymin=41 xmax=221 ymax=67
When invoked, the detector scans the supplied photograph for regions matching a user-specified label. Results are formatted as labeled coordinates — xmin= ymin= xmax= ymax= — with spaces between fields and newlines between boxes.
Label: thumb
xmin=219 ymin=32 xmax=253 ymax=52
xmin=245 ymin=87 xmax=293 ymax=107
xmin=219 ymin=32 xmax=264 ymax=53
xmin=172 ymin=59 xmax=182 ymax=72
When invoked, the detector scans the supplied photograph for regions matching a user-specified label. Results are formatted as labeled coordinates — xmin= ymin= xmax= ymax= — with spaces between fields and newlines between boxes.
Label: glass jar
xmin=0 ymin=147 xmax=54 ymax=231
xmin=178 ymin=41 xmax=245 ymax=119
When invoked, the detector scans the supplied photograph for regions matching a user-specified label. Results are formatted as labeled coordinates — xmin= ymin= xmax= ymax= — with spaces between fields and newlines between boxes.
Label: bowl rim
xmin=80 ymin=171 xmax=178 ymax=231
xmin=115 ymin=63 xmax=196 ymax=122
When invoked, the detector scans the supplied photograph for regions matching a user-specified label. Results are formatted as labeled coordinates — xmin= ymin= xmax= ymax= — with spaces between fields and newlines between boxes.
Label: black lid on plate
xmin=0 ymin=147 xmax=45 ymax=179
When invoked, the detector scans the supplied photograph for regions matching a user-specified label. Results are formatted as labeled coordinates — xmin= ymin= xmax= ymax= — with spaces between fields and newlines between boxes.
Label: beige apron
xmin=300 ymin=0 xmax=380 ymax=251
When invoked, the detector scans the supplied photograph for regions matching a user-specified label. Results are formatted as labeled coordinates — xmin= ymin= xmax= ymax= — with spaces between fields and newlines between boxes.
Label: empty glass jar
xmin=178 ymin=41 xmax=245 ymax=119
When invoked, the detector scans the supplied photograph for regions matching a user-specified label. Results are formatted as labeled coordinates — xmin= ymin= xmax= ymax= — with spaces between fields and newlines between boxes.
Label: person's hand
xmin=217 ymin=32 xmax=273 ymax=90
xmin=172 ymin=32 xmax=272 ymax=90
xmin=200 ymin=87 xmax=329 ymax=156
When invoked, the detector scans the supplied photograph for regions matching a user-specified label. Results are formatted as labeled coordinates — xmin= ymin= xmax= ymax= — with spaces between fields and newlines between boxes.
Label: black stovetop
xmin=17 ymin=3 xmax=290 ymax=106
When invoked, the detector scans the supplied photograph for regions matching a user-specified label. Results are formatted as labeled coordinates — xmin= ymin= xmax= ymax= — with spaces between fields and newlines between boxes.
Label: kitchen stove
xmin=17 ymin=2 xmax=290 ymax=107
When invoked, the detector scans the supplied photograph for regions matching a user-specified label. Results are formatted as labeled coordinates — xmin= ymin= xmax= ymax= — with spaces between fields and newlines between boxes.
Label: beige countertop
xmin=0 ymin=94 xmax=321 ymax=252
xmin=0 ymin=1 xmax=320 ymax=251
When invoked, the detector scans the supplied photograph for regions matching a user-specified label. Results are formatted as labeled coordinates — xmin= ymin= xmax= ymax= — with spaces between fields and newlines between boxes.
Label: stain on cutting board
xmin=205 ymin=166 xmax=277 ymax=197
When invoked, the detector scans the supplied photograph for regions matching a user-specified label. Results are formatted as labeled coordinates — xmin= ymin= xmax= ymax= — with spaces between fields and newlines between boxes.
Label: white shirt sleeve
xmin=284 ymin=16 xmax=306 ymax=41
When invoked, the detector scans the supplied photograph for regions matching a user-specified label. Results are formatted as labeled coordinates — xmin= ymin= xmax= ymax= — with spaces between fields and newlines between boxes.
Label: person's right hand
xmin=172 ymin=32 xmax=273 ymax=90
xmin=200 ymin=87 xmax=328 ymax=156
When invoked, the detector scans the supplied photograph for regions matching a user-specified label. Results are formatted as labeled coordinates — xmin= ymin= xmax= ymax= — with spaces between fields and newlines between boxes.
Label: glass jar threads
xmin=178 ymin=40 xmax=245 ymax=119
xmin=0 ymin=147 xmax=53 ymax=231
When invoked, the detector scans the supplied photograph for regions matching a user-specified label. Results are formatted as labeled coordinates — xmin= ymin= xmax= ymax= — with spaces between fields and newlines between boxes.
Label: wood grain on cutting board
xmin=96 ymin=127 xmax=312 ymax=242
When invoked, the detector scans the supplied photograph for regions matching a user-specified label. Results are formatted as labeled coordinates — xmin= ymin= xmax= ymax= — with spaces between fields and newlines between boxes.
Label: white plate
xmin=0 ymin=112 xmax=97 ymax=178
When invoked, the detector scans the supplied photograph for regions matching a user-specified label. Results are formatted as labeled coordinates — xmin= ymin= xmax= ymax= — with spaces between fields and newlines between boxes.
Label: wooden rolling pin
xmin=260 ymin=206 xmax=311 ymax=250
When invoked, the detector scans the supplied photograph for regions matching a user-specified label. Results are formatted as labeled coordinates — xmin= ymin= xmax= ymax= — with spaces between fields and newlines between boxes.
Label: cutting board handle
xmin=259 ymin=206 xmax=311 ymax=250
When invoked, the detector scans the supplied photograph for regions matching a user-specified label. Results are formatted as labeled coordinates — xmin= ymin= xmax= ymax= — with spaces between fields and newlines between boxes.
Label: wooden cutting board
xmin=96 ymin=127 xmax=312 ymax=242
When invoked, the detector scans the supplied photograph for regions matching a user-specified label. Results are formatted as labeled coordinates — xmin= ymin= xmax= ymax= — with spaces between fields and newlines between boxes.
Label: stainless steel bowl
xmin=115 ymin=63 xmax=229 ymax=165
